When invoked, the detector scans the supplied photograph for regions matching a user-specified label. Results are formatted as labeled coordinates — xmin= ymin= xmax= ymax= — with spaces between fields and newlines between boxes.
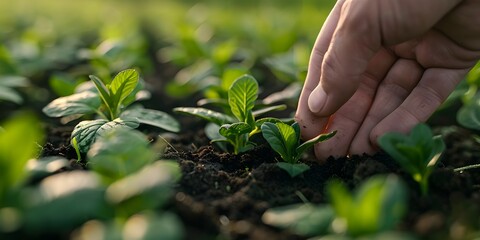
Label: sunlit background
xmin=0 ymin=0 xmax=337 ymax=121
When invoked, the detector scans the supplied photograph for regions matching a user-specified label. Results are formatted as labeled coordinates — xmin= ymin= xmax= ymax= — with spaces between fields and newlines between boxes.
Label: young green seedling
xmin=43 ymin=69 xmax=180 ymax=153
xmin=378 ymin=123 xmax=445 ymax=196
xmin=174 ymin=74 xmax=286 ymax=154
xmin=261 ymin=121 xmax=336 ymax=177
xmin=262 ymin=175 xmax=410 ymax=239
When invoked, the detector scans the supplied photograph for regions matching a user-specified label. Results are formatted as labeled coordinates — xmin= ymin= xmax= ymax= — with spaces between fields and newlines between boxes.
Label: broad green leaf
xmin=42 ymin=91 xmax=101 ymax=117
xmin=349 ymin=176 xmax=407 ymax=236
xmin=261 ymin=122 xmax=292 ymax=163
xmin=378 ymin=123 xmax=445 ymax=196
xmin=109 ymin=69 xmax=139 ymax=108
xmin=327 ymin=180 xmax=353 ymax=220
xmin=105 ymin=161 xmax=181 ymax=213
xmin=262 ymin=122 xmax=298 ymax=163
xmin=174 ymin=107 xmax=236 ymax=126
xmin=228 ymin=75 xmax=258 ymax=122
xmin=23 ymin=171 xmax=110 ymax=232
xmin=121 ymin=107 xmax=180 ymax=133
xmin=277 ymin=162 xmax=310 ymax=178
xmin=90 ymin=74 xmax=113 ymax=113
xmin=0 ymin=86 xmax=23 ymax=104
xmin=296 ymin=131 xmax=337 ymax=160
xmin=350 ymin=177 xmax=384 ymax=236
xmin=71 ymin=118 xmax=139 ymax=153
xmin=219 ymin=122 xmax=252 ymax=138
xmin=0 ymin=114 xmax=43 ymax=201
xmin=277 ymin=122 xmax=298 ymax=162
xmin=262 ymin=203 xmax=334 ymax=237
xmin=87 ymin=128 xmax=156 ymax=184
xmin=457 ymin=100 xmax=480 ymax=130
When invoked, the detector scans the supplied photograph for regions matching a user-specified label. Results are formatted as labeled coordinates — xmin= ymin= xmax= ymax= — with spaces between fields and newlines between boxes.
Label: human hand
xmin=295 ymin=0 xmax=480 ymax=161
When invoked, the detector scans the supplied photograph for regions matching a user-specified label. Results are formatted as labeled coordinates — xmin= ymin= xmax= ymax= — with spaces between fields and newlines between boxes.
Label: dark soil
xmin=38 ymin=118 xmax=480 ymax=240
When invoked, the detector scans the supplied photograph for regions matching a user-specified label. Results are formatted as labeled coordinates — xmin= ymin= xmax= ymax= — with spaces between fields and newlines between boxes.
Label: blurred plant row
xmin=1 ymin=0 xmax=480 ymax=239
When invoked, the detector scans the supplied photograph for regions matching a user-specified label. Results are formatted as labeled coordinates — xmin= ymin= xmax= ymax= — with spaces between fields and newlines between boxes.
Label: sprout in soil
xmin=261 ymin=121 xmax=336 ymax=177
xmin=43 ymin=69 xmax=180 ymax=153
xmin=378 ymin=123 xmax=445 ymax=196
xmin=174 ymin=74 xmax=286 ymax=154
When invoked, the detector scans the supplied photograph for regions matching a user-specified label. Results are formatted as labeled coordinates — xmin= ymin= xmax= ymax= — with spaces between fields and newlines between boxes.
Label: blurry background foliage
xmin=0 ymin=0 xmax=335 ymax=121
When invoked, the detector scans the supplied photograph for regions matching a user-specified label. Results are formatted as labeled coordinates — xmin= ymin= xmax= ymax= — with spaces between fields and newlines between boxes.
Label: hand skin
xmin=295 ymin=0 xmax=480 ymax=161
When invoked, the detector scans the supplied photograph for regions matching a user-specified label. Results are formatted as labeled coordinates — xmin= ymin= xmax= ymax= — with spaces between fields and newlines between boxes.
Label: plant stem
xmin=454 ymin=163 xmax=480 ymax=172
xmin=420 ymin=177 xmax=428 ymax=196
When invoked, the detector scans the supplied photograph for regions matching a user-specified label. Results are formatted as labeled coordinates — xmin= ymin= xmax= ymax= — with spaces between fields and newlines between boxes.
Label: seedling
xmin=262 ymin=175 xmax=409 ymax=239
xmin=43 ymin=69 xmax=180 ymax=153
xmin=378 ymin=123 xmax=445 ymax=195
xmin=174 ymin=74 xmax=286 ymax=154
xmin=261 ymin=121 xmax=336 ymax=177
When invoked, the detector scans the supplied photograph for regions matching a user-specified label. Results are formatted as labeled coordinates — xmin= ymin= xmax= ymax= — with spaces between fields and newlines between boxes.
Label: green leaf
xmin=262 ymin=203 xmax=334 ymax=237
xmin=457 ymin=100 xmax=480 ymax=130
xmin=71 ymin=118 xmax=139 ymax=153
xmin=87 ymin=128 xmax=156 ymax=184
xmin=261 ymin=122 xmax=296 ymax=163
xmin=23 ymin=171 xmax=110 ymax=232
xmin=105 ymin=161 xmax=181 ymax=213
xmin=377 ymin=123 xmax=445 ymax=195
xmin=277 ymin=162 xmax=310 ymax=178
xmin=255 ymin=117 xmax=285 ymax=127
xmin=0 ymin=86 xmax=23 ymax=104
xmin=174 ymin=107 xmax=236 ymax=126
xmin=327 ymin=180 xmax=353 ymax=221
xmin=90 ymin=74 xmax=113 ymax=113
xmin=0 ymin=114 xmax=43 ymax=201
xmin=121 ymin=107 xmax=180 ymax=133
xmin=109 ymin=69 xmax=139 ymax=108
xmin=42 ymin=91 xmax=101 ymax=117
xmin=228 ymin=75 xmax=258 ymax=122
xmin=219 ymin=122 xmax=252 ymax=138
xmin=296 ymin=130 xmax=337 ymax=160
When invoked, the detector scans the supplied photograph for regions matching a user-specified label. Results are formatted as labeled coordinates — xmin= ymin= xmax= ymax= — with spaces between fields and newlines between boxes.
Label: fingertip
xmin=308 ymin=86 xmax=327 ymax=114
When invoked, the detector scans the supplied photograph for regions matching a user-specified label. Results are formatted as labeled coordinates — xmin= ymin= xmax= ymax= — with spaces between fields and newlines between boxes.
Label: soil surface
xmin=37 ymin=119 xmax=480 ymax=240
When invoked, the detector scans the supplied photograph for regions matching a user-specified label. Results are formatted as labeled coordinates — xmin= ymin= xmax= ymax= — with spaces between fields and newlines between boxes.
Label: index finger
xmin=295 ymin=0 xmax=346 ymax=141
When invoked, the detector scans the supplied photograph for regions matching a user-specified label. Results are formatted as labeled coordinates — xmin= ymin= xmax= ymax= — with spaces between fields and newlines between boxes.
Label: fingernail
xmin=308 ymin=87 xmax=327 ymax=113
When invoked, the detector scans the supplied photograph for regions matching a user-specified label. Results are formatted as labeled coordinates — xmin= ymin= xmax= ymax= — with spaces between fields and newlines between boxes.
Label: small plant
xmin=378 ymin=123 xmax=445 ymax=195
xmin=43 ymin=69 xmax=180 ymax=153
xmin=261 ymin=121 xmax=336 ymax=177
xmin=262 ymin=175 xmax=410 ymax=239
xmin=174 ymin=74 xmax=286 ymax=154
